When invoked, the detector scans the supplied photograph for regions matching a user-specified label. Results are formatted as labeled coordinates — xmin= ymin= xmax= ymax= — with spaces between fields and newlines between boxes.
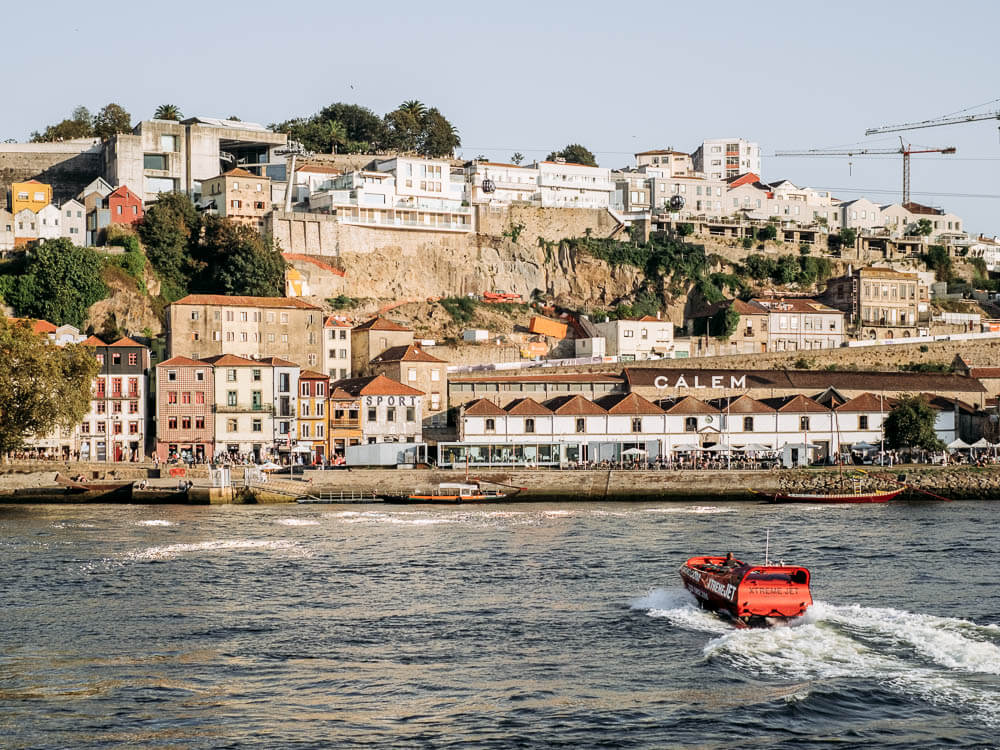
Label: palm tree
xmin=154 ymin=104 xmax=182 ymax=121
xmin=399 ymin=100 xmax=426 ymax=119
xmin=327 ymin=121 xmax=349 ymax=154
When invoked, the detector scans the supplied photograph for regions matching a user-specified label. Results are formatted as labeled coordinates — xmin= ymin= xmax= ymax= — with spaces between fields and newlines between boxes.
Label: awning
xmin=970 ymin=438 xmax=991 ymax=449
xmin=947 ymin=438 xmax=971 ymax=450
xmin=672 ymin=443 xmax=702 ymax=452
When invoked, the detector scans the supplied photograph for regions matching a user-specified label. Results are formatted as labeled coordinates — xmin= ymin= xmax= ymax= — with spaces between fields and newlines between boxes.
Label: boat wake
xmin=633 ymin=587 xmax=1000 ymax=727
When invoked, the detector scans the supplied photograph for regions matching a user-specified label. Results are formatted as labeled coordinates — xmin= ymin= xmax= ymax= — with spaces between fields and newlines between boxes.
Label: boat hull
xmin=766 ymin=488 xmax=905 ymax=504
xmin=679 ymin=556 xmax=812 ymax=627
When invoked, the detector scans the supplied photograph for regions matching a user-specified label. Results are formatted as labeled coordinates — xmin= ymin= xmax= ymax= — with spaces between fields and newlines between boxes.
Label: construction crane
xmin=866 ymin=109 xmax=1000 ymax=135
xmin=774 ymin=138 xmax=956 ymax=204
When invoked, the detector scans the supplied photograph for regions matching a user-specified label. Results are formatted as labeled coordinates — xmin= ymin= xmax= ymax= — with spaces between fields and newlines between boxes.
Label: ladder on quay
xmin=296 ymin=490 xmax=380 ymax=504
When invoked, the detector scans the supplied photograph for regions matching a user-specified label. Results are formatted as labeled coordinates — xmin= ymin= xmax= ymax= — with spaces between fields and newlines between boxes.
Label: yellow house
xmin=11 ymin=180 xmax=52 ymax=215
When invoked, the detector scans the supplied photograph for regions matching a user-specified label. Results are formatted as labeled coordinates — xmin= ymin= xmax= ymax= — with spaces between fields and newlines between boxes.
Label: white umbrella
xmin=292 ymin=444 xmax=313 ymax=453
xmin=705 ymin=443 xmax=731 ymax=452
xmin=739 ymin=443 xmax=771 ymax=452
xmin=852 ymin=441 xmax=876 ymax=450
xmin=621 ymin=447 xmax=647 ymax=457
xmin=258 ymin=461 xmax=282 ymax=471
xmin=672 ymin=444 xmax=701 ymax=452
xmin=947 ymin=438 xmax=971 ymax=450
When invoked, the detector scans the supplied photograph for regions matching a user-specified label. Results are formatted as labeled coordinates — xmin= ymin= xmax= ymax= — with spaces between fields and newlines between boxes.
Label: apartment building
xmin=881 ymin=202 xmax=964 ymax=239
xmin=594 ymin=316 xmax=676 ymax=360
xmin=634 ymin=149 xmax=695 ymax=176
xmin=0 ymin=209 xmax=14 ymax=255
xmin=821 ymin=267 xmax=930 ymax=339
xmin=60 ymin=199 xmax=86 ymax=245
xmin=200 ymin=168 xmax=271 ymax=230
xmin=369 ymin=344 xmax=447 ymax=427
xmin=464 ymin=161 xmax=540 ymax=204
xmin=534 ymin=160 xmax=613 ymax=209
xmin=167 ymin=294 xmax=323 ymax=367
xmin=323 ymin=315 xmax=353 ymax=379
xmin=203 ymin=354 xmax=275 ymax=462
xmin=155 ymin=356 xmax=215 ymax=462
xmin=79 ymin=336 xmax=151 ymax=462
xmin=330 ymin=374 xmax=424 ymax=444
xmin=10 ymin=179 xmax=51 ymax=214
xmin=36 ymin=204 xmax=61 ymax=240
xmin=351 ymin=316 xmax=413 ymax=375
xmin=612 ymin=172 xmax=651 ymax=214
xmin=260 ymin=357 xmax=300 ymax=456
xmin=103 ymin=117 xmax=287 ymax=203
xmin=650 ymin=175 xmax=727 ymax=216
xmin=692 ymin=139 xmax=761 ymax=181
xmin=752 ymin=298 xmax=846 ymax=351
xmin=689 ymin=299 xmax=770 ymax=355
xmin=329 ymin=384 xmax=363 ymax=459
xmin=298 ymin=370 xmax=329 ymax=463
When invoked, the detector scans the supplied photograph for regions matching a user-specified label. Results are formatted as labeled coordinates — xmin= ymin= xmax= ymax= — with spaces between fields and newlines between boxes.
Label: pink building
xmin=155 ymin=356 xmax=215 ymax=462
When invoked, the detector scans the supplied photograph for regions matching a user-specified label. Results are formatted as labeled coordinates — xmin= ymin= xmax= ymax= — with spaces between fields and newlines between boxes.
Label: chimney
xmin=656 ymin=311 xmax=661 ymax=320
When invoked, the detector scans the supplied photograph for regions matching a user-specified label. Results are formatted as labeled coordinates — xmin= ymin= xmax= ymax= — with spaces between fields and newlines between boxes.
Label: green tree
xmin=743 ymin=254 xmax=775 ymax=281
xmin=0 ymin=318 xmax=100 ymax=455
xmin=326 ymin=120 xmax=350 ymax=153
xmin=676 ymin=222 xmax=694 ymax=237
xmin=195 ymin=217 xmax=287 ymax=296
xmin=272 ymin=103 xmax=387 ymax=154
xmin=546 ymin=143 xmax=597 ymax=167
xmin=924 ymin=244 xmax=953 ymax=282
xmin=774 ymin=254 xmax=799 ymax=285
xmin=914 ymin=218 xmax=933 ymax=237
xmin=883 ymin=395 xmax=943 ymax=451
xmin=137 ymin=192 xmax=201 ymax=300
xmin=418 ymin=107 xmax=460 ymax=157
xmin=93 ymin=103 xmax=132 ymax=139
xmin=30 ymin=106 xmax=93 ymax=142
xmin=511 ymin=152 xmax=525 ymax=165
xmin=756 ymin=224 xmax=778 ymax=242
xmin=839 ymin=227 xmax=857 ymax=247
xmin=154 ymin=104 xmax=183 ymax=121
xmin=5 ymin=239 xmax=108 ymax=328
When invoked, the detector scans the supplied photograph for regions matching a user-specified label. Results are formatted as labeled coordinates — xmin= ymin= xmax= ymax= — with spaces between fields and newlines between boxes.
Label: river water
xmin=1 ymin=500 xmax=998 ymax=749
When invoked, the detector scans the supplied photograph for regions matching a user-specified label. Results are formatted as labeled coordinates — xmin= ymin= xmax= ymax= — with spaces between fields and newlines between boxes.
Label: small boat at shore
xmin=55 ymin=475 xmax=135 ymax=502
xmin=679 ymin=555 xmax=812 ymax=628
xmin=383 ymin=482 xmax=510 ymax=504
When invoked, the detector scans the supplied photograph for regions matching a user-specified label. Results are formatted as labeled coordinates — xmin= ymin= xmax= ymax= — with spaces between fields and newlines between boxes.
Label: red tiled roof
xmin=7 ymin=317 xmax=57 ymax=334
xmin=969 ymin=368 xmax=1000 ymax=379
xmin=353 ymin=316 xmax=411 ymax=332
xmin=661 ymin=396 xmax=717 ymax=415
xmin=172 ymin=295 xmax=320 ymax=309
xmin=157 ymin=356 xmax=205 ymax=367
xmin=463 ymin=398 xmax=507 ymax=417
xmin=767 ymin=394 xmax=830 ymax=413
xmin=80 ymin=335 xmax=107 ymax=346
xmin=109 ymin=336 xmax=143 ymax=348
xmin=596 ymin=392 xmax=665 ymax=415
xmin=299 ymin=369 xmax=329 ymax=380
xmin=371 ymin=344 xmax=445 ymax=364
xmin=545 ymin=394 xmax=608 ymax=415
xmin=219 ymin=168 xmax=257 ymax=178
xmin=752 ymin=297 xmax=840 ymax=314
xmin=504 ymin=398 xmax=554 ymax=416
xmin=332 ymin=373 xmax=424 ymax=397
xmin=257 ymin=356 xmax=300 ymax=368
xmin=330 ymin=387 xmax=357 ymax=400
xmin=324 ymin=315 xmax=353 ymax=327
xmin=295 ymin=164 xmax=341 ymax=174
xmin=450 ymin=373 xmax=623 ymax=384
xmin=835 ymin=392 xmax=897 ymax=412
xmin=709 ymin=395 xmax=776 ymax=414
xmin=200 ymin=354 xmax=259 ymax=366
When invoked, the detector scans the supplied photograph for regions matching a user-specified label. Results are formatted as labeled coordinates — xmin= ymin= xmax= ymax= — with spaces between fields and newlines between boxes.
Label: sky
xmin=6 ymin=0 xmax=1000 ymax=234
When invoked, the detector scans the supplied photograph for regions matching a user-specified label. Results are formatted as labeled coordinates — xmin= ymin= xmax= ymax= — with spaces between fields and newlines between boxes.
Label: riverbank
xmin=2 ymin=463 xmax=1000 ymax=501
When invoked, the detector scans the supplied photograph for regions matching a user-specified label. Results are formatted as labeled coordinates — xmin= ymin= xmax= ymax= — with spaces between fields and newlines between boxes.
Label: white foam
xmin=643 ymin=506 xmax=735 ymax=514
xmin=275 ymin=518 xmax=320 ymax=526
xmin=136 ymin=520 xmax=174 ymax=527
xmin=630 ymin=587 xmax=732 ymax=635
xmin=125 ymin=539 xmax=298 ymax=562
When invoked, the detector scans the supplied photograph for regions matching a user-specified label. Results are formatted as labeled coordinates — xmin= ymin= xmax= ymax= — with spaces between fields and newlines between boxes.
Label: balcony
xmin=215 ymin=404 xmax=273 ymax=414
xmin=331 ymin=419 xmax=360 ymax=429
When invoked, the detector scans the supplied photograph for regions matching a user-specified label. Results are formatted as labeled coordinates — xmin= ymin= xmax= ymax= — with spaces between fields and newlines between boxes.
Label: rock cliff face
xmin=85 ymin=264 xmax=164 ymax=337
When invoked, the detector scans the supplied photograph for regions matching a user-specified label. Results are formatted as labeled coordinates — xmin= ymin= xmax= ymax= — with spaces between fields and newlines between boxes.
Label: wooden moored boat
xmin=54 ymin=475 xmax=135 ymax=502
xmin=383 ymin=482 xmax=510 ymax=504
xmin=759 ymin=487 xmax=906 ymax=504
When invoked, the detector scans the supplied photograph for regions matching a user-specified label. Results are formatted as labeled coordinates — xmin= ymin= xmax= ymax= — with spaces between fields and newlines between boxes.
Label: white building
xmin=692 ymin=138 xmax=762 ymax=181
xmin=634 ymin=149 xmax=696 ymax=176
xmin=261 ymin=357 xmax=300 ymax=456
xmin=204 ymin=353 xmax=275 ymax=462
xmin=36 ymin=204 xmax=61 ymax=241
xmin=752 ymin=297 xmax=846 ymax=351
xmin=331 ymin=374 xmax=424 ymax=444
xmin=964 ymin=235 xmax=1000 ymax=270
xmin=880 ymin=202 xmax=964 ymax=240
xmin=534 ymin=160 xmax=613 ymax=209
xmin=13 ymin=208 xmax=38 ymax=245
xmin=652 ymin=175 xmax=728 ymax=216
xmin=464 ymin=161 xmax=540 ymax=205
xmin=595 ymin=316 xmax=676 ymax=360
xmin=0 ymin=209 xmax=13 ymax=255
xmin=838 ymin=198 xmax=883 ymax=231
xmin=323 ymin=315 xmax=353 ymax=380
xmin=60 ymin=200 xmax=86 ymax=246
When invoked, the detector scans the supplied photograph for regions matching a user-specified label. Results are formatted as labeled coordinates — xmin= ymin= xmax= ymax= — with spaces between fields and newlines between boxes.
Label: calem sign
xmin=653 ymin=373 xmax=747 ymax=390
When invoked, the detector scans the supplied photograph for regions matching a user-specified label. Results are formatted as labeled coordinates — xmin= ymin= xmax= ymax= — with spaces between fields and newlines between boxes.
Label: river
xmin=1 ymin=500 xmax=998 ymax=748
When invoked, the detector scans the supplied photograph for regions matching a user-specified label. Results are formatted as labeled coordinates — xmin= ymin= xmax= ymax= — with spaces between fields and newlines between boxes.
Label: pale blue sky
xmin=6 ymin=0 xmax=999 ymax=233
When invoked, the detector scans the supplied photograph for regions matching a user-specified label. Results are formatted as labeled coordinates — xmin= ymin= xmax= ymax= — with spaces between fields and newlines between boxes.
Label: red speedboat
xmin=679 ymin=555 xmax=812 ymax=628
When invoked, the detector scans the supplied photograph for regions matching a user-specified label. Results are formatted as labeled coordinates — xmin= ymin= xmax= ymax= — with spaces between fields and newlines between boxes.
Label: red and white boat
xmin=756 ymin=487 xmax=905 ymax=504
xmin=679 ymin=555 xmax=813 ymax=628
